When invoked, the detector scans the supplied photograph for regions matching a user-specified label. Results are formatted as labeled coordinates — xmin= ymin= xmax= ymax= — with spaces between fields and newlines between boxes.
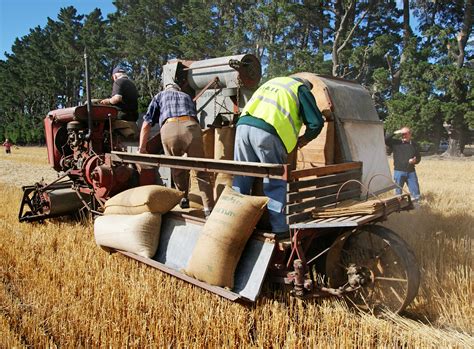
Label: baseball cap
xmin=112 ymin=66 xmax=126 ymax=75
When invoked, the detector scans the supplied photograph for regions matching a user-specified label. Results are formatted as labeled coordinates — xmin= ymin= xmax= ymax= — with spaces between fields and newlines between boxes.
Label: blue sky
xmin=0 ymin=0 xmax=116 ymax=59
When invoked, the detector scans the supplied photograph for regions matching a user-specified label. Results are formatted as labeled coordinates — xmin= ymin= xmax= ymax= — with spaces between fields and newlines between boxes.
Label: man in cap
xmin=232 ymin=76 xmax=324 ymax=236
xmin=385 ymin=126 xmax=421 ymax=201
xmin=100 ymin=66 xmax=139 ymax=122
xmin=138 ymin=82 xmax=214 ymax=217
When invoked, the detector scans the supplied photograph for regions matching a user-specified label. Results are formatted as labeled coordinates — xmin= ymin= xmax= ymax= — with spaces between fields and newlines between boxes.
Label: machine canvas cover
xmin=293 ymin=73 xmax=394 ymax=195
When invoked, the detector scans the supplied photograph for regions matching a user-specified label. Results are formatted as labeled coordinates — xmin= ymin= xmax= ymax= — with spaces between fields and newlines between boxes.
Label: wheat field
xmin=0 ymin=147 xmax=473 ymax=347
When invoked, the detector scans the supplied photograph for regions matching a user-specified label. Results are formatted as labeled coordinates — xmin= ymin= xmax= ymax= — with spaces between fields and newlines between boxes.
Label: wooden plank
xmin=297 ymin=120 xmax=334 ymax=165
xmin=289 ymin=213 xmax=380 ymax=228
xmin=355 ymin=214 xmax=377 ymax=222
xmin=319 ymin=217 xmax=339 ymax=223
xmin=331 ymin=216 xmax=354 ymax=223
xmin=111 ymin=151 xmax=288 ymax=179
xmin=286 ymin=192 xmax=361 ymax=224
xmin=290 ymin=217 xmax=327 ymax=225
xmin=338 ymin=215 xmax=362 ymax=222
xmin=290 ymin=220 xmax=360 ymax=229
xmin=287 ymin=182 xmax=360 ymax=203
xmin=289 ymin=162 xmax=362 ymax=180
xmin=287 ymin=196 xmax=413 ymax=228
xmin=287 ymin=211 xmax=312 ymax=224
xmin=288 ymin=169 xmax=361 ymax=191
xmin=286 ymin=189 xmax=361 ymax=214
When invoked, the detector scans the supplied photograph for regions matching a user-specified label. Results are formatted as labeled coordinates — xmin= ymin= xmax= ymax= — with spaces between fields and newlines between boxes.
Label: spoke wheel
xmin=325 ymin=225 xmax=420 ymax=314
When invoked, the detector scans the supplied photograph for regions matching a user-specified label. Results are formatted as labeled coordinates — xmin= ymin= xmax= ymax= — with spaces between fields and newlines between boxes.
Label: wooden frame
xmin=286 ymin=162 xmax=363 ymax=225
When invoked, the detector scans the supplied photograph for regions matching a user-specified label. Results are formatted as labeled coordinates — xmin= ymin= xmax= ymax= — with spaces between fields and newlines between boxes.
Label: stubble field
xmin=0 ymin=147 xmax=472 ymax=347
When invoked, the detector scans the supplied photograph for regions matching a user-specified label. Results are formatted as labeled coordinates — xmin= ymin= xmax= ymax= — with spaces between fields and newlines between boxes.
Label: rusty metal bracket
xmin=193 ymin=77 xmax=220 ymax=102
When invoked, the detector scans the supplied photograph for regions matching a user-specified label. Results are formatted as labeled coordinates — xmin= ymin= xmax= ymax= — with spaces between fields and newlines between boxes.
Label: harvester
xmin=19 ymin=53 xmax=420 ymax=314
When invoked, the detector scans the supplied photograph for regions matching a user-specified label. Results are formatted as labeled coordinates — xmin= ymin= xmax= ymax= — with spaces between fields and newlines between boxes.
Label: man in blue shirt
xmin=138 ymin=83 xmax=214 ymax=216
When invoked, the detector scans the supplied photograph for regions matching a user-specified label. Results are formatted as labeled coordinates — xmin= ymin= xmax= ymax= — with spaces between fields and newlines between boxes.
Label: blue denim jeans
xmin=394 ymin=170 xmax=421 ymax=201
xmin=232 ymin=125 xmax=289 ymax=233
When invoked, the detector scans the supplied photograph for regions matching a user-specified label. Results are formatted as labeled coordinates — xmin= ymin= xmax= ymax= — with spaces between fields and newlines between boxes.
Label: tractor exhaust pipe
xmin=84 ymin=50 xmax=93 ymax=148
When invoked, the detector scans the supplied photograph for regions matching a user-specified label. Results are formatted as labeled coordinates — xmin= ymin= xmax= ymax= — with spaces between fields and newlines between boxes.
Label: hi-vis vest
xmin=241 ymin=77 xmax=302 ymax=152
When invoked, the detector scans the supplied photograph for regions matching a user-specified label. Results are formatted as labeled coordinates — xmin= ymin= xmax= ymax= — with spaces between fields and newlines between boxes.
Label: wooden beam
xmin=111 ymin=151 xmax=288 ymax=180
xmin=287 ymin=169 xmax=361 ymax=191
xmin=286 ymin=189 xmax=361 ymax=214
xmin=287 ymin=181 xmax=360 ymax=203
xmin=289 ymin=162 xmax=362 ymax=180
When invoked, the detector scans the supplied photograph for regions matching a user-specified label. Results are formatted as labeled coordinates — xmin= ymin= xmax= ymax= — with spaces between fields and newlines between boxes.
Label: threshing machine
xmin=19 ymin=53 xmax=420 ymax=314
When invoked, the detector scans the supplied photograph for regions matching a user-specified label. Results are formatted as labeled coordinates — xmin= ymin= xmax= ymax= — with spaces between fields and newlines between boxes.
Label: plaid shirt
xmin=143 ymin=90 xmax=197 ymax=127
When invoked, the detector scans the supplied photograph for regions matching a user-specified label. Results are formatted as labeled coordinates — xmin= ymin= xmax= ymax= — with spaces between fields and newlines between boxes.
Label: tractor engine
xmin=45 ymin=104 xmax=140 ymax=199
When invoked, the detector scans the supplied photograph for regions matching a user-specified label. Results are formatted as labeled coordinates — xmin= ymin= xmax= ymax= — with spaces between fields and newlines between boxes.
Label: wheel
xmin=325 ymin=225 xmax=420 ymax=314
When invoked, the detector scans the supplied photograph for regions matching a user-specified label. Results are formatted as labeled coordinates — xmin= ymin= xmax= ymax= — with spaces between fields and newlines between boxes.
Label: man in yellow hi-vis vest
xmin=233 ymin=77 xmax=324 ymax=236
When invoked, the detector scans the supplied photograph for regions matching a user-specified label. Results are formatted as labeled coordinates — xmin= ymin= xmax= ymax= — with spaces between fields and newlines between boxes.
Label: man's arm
xmin=100 ymin=94 xmax=122 ymax=105
xmin=385 ymin=133 xmax=395 ymax=146
xmin=100 ymin=79 xmax=124 ymax=105
xmin=297 ymin=85 xmax=324 ymax=148
xmin=137 ymin=96 xmax=160 ymax=153
xmin=138 ymin=121 xmax=152 ymax=153
xmin=411 ymin=141 xmax=421 ymax=164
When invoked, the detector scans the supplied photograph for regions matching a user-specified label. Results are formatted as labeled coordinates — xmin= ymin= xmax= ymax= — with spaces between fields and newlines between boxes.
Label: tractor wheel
xmin=325 ymin=225 xmax=420 ymax=314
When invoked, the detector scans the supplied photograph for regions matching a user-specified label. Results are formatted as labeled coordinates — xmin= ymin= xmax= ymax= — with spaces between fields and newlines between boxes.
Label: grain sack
xmin=214 ymin=126 xmax=235 ymax=200
xmin=94 ymin=212 xmax=162 ymax=258
xmin=104 ymin=185 xmax=183 ymax=215
xmin=185 ymin=186 xmax=269 ymax=288
xmin=297 ymin=121 xmax=334 ymax=167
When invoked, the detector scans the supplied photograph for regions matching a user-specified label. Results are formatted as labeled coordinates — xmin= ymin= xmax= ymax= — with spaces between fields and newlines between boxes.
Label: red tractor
xmin=18 ymin=53 xmax=157 ymax=222
xmin=18 ymin=103 xmax=156 ymax=222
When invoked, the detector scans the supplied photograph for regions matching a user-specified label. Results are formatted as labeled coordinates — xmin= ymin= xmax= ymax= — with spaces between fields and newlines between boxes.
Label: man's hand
xmin=395 ymin=127 xmax=410 ymax=135
xmin=99 ymin=98 xmax=111 ymax=105
xmin=297 ymin=136 xmax=310 ymax=148
xmin=408 ymin=156 xmax=417 ymax=165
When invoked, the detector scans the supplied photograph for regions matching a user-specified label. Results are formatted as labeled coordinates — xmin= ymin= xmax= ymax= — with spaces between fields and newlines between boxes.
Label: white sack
xmin=94 ymin=212 xmax=162 ymax=258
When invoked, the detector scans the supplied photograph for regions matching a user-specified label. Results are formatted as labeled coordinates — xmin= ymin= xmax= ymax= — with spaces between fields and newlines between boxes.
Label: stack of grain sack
xmin=94 ymin=185 xmax=184 ymax=258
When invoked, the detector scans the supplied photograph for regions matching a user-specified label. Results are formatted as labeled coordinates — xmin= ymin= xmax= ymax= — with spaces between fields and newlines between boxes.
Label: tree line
xmin=0 ymin=0 xmax=472 ymax=155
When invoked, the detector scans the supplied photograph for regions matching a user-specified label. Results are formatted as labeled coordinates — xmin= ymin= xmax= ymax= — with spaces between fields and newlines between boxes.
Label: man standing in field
xmin=3 ymin=138 xmax=12 ymax=154
xmin=232 ymin=76 xmax=324 ymax=236
xmin=138 ymin=82 xmax=214 ymax=217
xmin=100 ymin=66 xmax=139 ymax=122
xmin=385 ymin=126 xmax=421 ymax=201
